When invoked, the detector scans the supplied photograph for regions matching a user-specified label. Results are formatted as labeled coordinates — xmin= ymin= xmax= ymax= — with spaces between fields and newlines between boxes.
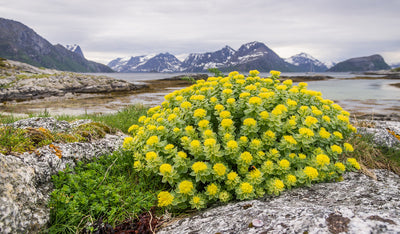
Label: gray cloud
xmin=1 ymin=0 xmax=399 ymax=64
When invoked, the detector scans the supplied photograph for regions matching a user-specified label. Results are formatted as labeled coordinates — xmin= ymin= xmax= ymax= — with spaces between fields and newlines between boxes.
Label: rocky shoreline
xmin=0 ymin=59 xmax=148 ymax=102
xmin=0 ymin=117 xmax=399 ymax=233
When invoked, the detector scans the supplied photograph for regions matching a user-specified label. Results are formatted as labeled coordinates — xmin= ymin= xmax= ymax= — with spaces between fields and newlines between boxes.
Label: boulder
xmin=0 ymin=118 xmax=126 ymax=233
xmin=158 ymin=170 xmax=400 ymax=234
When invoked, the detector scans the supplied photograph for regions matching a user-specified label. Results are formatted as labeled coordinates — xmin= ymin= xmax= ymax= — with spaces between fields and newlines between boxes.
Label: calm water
xmin=1 ymin=72 xmax=399 ymax=117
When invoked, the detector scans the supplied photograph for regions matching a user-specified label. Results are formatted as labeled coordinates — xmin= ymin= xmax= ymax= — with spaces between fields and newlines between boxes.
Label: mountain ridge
xmin=108 ymin=42 xmax=333 ymax=73
xmin=0 ymin=18 xmax=112 ymax=73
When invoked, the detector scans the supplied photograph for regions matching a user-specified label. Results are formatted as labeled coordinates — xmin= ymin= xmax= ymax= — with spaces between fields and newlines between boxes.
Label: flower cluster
xmin=123 ymin=70 xmax=360 ymax=210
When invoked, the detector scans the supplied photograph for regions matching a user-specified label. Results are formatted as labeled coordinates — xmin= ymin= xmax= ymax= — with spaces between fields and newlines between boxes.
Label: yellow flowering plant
xmin=123 ymin=70 xmax=360 ymax=210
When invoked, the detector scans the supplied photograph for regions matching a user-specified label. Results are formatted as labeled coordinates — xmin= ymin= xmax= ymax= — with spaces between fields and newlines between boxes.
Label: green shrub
xmin=123 ymin=70 xmax=360 ymax=210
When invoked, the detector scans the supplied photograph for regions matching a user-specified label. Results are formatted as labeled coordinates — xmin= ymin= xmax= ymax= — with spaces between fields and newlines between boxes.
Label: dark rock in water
xmin=159 ymin=73 xmax=209 ymax=81
xmin=158 ymin=170 xmax=400 ymax=234
xmin=0 ymin=117 xmax=126 ymax=233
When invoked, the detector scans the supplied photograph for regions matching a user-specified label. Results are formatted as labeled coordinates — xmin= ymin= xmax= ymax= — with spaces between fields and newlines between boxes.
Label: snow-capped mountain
xmin=65 ymin=44 xmax=84 ymax=58
xmin=227 ymin=41 xmax=290 ymax=72
xmin=108 ymin=53 xmax=182 ymax=72
xmin=108 ymin=42 xmax=327 ymax=73
xmin=284 ymin=53 xmax=328 ymax=72
xmin=181 ymin=46 xmax=236 ymax=72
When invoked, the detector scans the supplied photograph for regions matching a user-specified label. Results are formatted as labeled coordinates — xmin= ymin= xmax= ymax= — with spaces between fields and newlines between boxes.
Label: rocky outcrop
xmin=0 ymin=60 xmax=147 ymax=102
xmin=158 ymin=170 xmax=400 ymax=234
xmin=0 ymin=118 xmax=126 ymax=233
xmin=356 ymin=120 xmax=400 ymax=149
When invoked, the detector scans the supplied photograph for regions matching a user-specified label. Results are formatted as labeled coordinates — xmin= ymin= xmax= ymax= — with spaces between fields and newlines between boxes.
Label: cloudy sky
xmin=1 ymin=0 xmax=399 ymax=65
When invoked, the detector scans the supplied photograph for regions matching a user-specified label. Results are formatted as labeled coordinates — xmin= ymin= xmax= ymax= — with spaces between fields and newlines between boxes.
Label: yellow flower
xmin=270 ymin=70 xmax=281 ymax=76
xmin=279 ymin=159 xmax=290 ymax=169
xmin=227 ymin=140 xmax=238 ymax=150
xmin=229 ymin=71 xmax=239 ymax=76
xmin=276 ymin=85 xmax=287 ymax=90
xmin=167 ymin=114 xmax=177 ymax=122
xmin=259 ymin=92 xmax=275 ymax=99
xmin=157 ymin=126 xmax=165 ymax=131
xmin=286 ymin=174 xmax=297 ymax=184
xmin=286 ymin=99 xmax=297 ymax=107
xmin=239 ymin=136 xmax=248 ymax=143
xmin=179 ymin=180 xmax=194 ymax=194
xmin=283 ymin=135 xmax=297 ymax=145
xmin=322 ymin=116 xmax=331 ymax=123
xmin=133 ymin=160 xmax=141 ymax=169
xmin=333 ymin=131 xmax=343 ymax=139
xmin=243 ymin=118 xmax=257 ymax=127
xmin=299 ymin=128 xmax=314 ymax=137
xmin=240 ymin=92 xmax=251 ymax=98
xmin=250 ymin=139 xmax=262 ymax=148
xmin=240 ymin=152 xmax=253 ymax=164
xmin=203 ymin=129 xmax=214 ymax=138
xmin=271 ymin=104 xmax=288 ymax=116
xmin=204 ymin=138 xmax=216 ymax=147
xmin=128 ymin=124 xmax=139 ymax=133
xmin=180 ymin=101 xmax=192 ymax=109
xmin=227 ymin=171 xmax=238 ymax=181
xmin=192 ymin=195 xmax=201 ymax=204
xmin=335 ymin=162 xmax=346 ymax=172
xmin=210 ymin=97 xmax=218 ymax=103
xmin=344 ymin=143 xmax=354 ymax=152
xmin=331 ymin=145 xmax=343 ymax=154
xmin=159 ymin=163 xmax=172 ymax=174
xmin=249 ymin=70 xmax=260 ymax=76
xmin=303 ymin=166 xmax=319 ymax=180
xmin=221 ymin=118 xmax=233 ymax=128
xmin=298 ymin=153 xmax=306 ymax=159
xmin=316 ymin=154 xmax=330 ymax=166
xmin=312 ymin=109 xmax=323 ymax=116
xmin=198 ymin=119 xmax=210 ymax=128
xmin=304 ymin=116 xmax=318 ymax=126
xmin=298 ymin=82 xmax=308 ymax=88
xmin=248 ymin=97 xmax=262 ymax=105
xmin=157 ymin=191 xmax=174 ymax=207
xmin=177 ymin=151 xmax=187 ymax=159
xmin=146 ymin=135 xmax=159 ymax=146
xmin=222 ymin=89 xmax=233 ymax=95
xmin=219 ymin=111 xmax=231 ymax=119
xmin=173 ymin=127 xmax=180 ymax=133
xmin=332 ymin=103 xmax=343 ymax=111
xmin=240 ymin=182 xmax=253 ymax=194
xmin=227 ymin=98 xmax=236 ymax=104
xmin=260 ymin=111 xmax=269 ymax=120
xmin=206 ymin=183 xmax=219 ymax=196
xmin=273 ymin=179 xmax=285 ymax=191
xmin=193 ymin=108 xmax=207 ymax=118
xmin=319 ymin=128 xmax=331 ymax=139
xmin=236 ymin=79 xmax=246 ymax=85
xmin=190 ymin=140 xmax=201 ymax=148
xmin=214 ymin=104 xmax=224 ymax=112
xmin=283 ymin=79 xmax=293 ymax=86
xmin=249 ymin=168 xmax=261 ymax=179
xmin=145 ymin=152 xmax=157 ymax=161
xmin=123 ymin=137 xmax=133 ymax=148
xmin=164 ymin=144 xmax=174 ymax=150
xmin=264 ymin=130 xmax=275 ymax=139
xmin=245 ymin=84 xmax=257 ymax=91
xmin=213 ymin=163 xmax=227 ymax=176
xmin=337 ymin=114 xmax=350 ymax=123
xmin=192 ymin=161 xmax=208 ymax=173
xmin=347 ymin=158 xmax=360 ymax=170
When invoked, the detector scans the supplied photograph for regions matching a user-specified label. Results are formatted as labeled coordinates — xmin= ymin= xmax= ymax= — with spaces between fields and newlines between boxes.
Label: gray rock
xmin=0 ymin=71 xmax=148 ymax=102
xmin=357 ymin=120 xmax=400 ymax=148
xmin=158 ymin=170 xmax=400 ymax=234
xmin=0 ymin=118 xmax=126 ymax=233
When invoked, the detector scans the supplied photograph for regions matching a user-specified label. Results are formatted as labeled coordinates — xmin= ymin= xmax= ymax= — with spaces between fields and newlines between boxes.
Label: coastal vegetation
xmin=1 ymin=70 xmax=399 ymax=233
